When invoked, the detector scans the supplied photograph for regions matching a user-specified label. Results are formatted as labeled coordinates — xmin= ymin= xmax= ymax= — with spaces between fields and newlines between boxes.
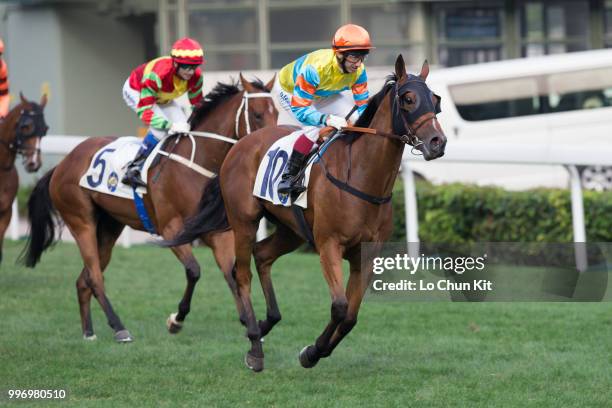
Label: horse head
xmin=237 ymin=73 xmax=278 ymax=137
xmin=8 ymin=93 xmax=49 ymax=172
xmin=391 ymin=55 xmax=446 ymax=160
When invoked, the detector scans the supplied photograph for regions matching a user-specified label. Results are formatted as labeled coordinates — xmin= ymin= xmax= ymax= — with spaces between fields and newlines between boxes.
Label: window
xmin=547 ymin=67 xmax=612 ymax=112
xmin=450 ymin=67 xmax=612 ymax=121
xmin=351 ymin=1 xmax=425 ymax=67
xmin=520 ymin=1 xmax=589 ymax=57
xmin=604 ymin=0 xmax=612 ymax=47
xmin=269 ymin=3 xmax=340 ymax=68
xmin=187 ymin=3 xmax=259 ymax=70
xmin=451 ymin=77 xmax=541 ymax=121
xmin=434 ymin=3 xmax=505 ymax=67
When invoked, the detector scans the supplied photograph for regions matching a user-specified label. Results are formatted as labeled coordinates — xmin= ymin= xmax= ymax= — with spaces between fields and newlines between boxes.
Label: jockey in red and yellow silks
xmin=0 ymin=38 xmax=10 ymax=119
xmin=121 ymin=37 xmax=204 ymax=188
xmin=272 ymin=24 xmax=375 ymax=196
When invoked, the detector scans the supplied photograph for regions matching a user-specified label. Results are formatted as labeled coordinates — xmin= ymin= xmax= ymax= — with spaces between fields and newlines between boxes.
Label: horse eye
xmin=254 ymin=113 xmax=263 ymax=121
xmin=404 ymin=96 xmax=413 ymax=104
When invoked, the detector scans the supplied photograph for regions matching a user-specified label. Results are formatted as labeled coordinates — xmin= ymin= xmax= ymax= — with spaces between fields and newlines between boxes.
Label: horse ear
xmin=419 ymin=60 xmax=430 ymax=81
xmin=394 ymin=55 xmax=406 ymax=80
xmin=239 ymin=72 xmax=256 ymax=93
xmin=265 ymin=74 xmax=276 ymax=92
xmin=20 ymin=92 xmax=28 ymax=104
xmin=40 ymin=93 xmax=48 ymax=108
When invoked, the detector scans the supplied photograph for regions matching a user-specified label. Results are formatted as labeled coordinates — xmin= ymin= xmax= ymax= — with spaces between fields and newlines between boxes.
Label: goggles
xmin=177 ymin=63 xmax=198 ymax=71
xmin=344 ymin=53 xmax=368 ymax=63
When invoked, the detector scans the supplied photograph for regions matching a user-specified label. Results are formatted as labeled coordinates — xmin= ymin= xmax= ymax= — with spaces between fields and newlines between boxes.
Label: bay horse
xmin=0 ymin=93 xmax=48 ymax=264
xmin=21 ymin=75 xmax=277 ymax=342
xmin=167 ymin=56 xmax=447 ymax=371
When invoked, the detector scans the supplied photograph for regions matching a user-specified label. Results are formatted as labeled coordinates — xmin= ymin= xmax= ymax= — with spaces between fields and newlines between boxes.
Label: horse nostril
xmin=430 ymin=137 xmax=442 ymax=150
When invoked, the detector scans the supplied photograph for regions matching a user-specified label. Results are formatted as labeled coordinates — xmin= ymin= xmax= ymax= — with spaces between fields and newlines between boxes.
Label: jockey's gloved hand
xmin=325 ymin=115 xmax=348 ymax=130
xmin=169 ymin=122 xmax=190 ymax=135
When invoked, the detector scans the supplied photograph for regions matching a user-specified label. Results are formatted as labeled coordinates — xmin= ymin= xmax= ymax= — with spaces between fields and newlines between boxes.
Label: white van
xmin=370 ymin=50 xmax=612 ymax=190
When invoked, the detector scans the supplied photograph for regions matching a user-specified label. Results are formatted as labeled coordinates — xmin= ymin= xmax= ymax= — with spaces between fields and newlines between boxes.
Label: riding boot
xmin=122 ymin=133 xmax=158 ymax=188
xmin=278 ymin=150 xmax=307 ymax=195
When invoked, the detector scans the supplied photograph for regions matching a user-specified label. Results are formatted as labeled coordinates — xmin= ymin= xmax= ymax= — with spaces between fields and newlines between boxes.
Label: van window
xmin=547 ymin=67 xmax=612 ymax=112
xmin=450 ymin=67 xmax=612 ymax=121
xmin=450 ymin=77 xmax=540 ymax=121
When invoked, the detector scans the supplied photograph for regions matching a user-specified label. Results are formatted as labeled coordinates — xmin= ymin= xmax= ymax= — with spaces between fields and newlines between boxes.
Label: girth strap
xmin=291 ymin=204 xmax=316 ymax=249
xmin=132 ymin=189 xmax=157 ymax=234
xmin=324 ymin=171 xmax=392 ymax=205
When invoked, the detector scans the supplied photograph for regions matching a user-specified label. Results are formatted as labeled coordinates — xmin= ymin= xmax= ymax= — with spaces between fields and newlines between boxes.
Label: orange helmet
xmin=332 ymin=24 xmax=374 ymax=52
xmin=171 ymin=37 xmax=204 ymax=65
xmin=0 ymin=38 xmax=4 ymax=54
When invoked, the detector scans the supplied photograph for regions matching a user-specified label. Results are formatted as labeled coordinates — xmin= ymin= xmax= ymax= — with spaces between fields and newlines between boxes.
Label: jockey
xmin=122 ymin=37 xmax=204 ymax=188
xmin=0 ymin=38 xmax=9 ymax=119
xmin=273 ymin=24 xmax=374 ymax=195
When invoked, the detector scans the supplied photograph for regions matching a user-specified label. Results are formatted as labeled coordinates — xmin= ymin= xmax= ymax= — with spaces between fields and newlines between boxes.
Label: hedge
xmin=391 ymin=181 xmax=612 ymax=243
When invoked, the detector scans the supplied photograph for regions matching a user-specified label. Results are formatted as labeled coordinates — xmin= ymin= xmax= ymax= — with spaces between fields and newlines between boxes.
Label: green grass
xmin=0 ymin=241 xmax=610 ymax=407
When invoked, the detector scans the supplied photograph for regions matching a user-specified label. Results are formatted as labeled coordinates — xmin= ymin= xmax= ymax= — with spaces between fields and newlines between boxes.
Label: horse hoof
xmin=245 ymin=352 xmax=264 ymax=372
xmin=114 ymin=329 xmax=134 ymax=343
xmin=83 ymin=334 xmax=97 ymax=341
xmin=299 ymin=345 xmax=320 ymax=369
xmin=167 ymin=313 xmax=183 ymax=334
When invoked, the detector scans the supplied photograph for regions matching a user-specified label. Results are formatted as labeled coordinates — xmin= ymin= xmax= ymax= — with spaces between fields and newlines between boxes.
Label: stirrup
xmin=278 ymin=178 xmax=306 ymax=196
xmin=122 ymin=169 xmax=147 ymax=188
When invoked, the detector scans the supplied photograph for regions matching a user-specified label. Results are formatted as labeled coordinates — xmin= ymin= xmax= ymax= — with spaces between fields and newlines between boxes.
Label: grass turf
xmin=0 ymin=241 xmax=610 ymax=407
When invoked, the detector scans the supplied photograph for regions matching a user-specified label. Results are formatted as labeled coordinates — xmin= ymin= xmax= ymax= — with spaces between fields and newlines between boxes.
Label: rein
xmin=314 ymin=77 xmax=441 ymax=205
xmin=186 ymin=131 xmax=237 ymax=144
xmin=158 ymin=90 xmax=272 ymax=178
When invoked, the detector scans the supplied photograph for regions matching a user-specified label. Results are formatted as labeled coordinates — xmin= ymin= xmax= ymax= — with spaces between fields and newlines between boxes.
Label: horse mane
xmin=189 ymin=79 xmax=268 ymax=127
xmin=344 ymin=73 xmax=397 ymax=143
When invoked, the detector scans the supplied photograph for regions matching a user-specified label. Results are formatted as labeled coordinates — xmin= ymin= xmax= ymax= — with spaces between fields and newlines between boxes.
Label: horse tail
xmin=19 ymin=168 xmax=58 ymax=267
xmin=161 ymin=177 xmax=229 ymax=247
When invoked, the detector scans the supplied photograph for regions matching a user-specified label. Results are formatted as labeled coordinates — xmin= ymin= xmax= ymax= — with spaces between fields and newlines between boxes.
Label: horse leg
xmin=76 ymin=267 xmax=95 ymax=339
xmin=319 ymin=252 xmax=371 ymax=358
xmin=204 ymin=230 xmax=247 ymax=325
xmin=299 ymin=240 xmax=348 ymax=369
xmin=232 ymin=219 xmax=265 ymax=372
xmin=76 ymin=214 xmax=125 ymax=340
xmin=63 ymin=213 xmax=132 ymax=343
xmin=0 ymin=207 xmax=11 ymax=264
xmin=161 ymin=219 xmax=201 ymax=334
xmin=253 ymin=224 xmax=304 ymax=337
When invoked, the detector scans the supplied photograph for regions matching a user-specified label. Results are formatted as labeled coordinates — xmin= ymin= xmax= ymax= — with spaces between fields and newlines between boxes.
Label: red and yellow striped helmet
xmin=332 ymin=24 xmax=374 ymax=51
xmin=171 ymin=37 xmax=204 ymax=65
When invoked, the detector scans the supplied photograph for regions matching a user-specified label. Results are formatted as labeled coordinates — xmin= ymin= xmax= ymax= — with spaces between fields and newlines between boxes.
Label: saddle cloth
xmin=253 ymin=130 xmax=315 ymax=208
xmin=79 ymin=136 xmax=164 ymax=199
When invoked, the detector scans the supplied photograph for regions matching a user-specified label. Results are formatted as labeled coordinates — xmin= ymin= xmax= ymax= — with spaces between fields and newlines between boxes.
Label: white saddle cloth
xmin=79 ymin=137 xmax=164 ymax=199
xmin=253 ymin=130 xmax=315 ymax=208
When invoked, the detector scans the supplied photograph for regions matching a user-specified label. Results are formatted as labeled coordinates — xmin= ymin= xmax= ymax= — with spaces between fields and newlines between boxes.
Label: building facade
xmin=0 ymin=0 xmax=609 ymax=139
xmin=162 ymin=0 xmax=611 ymax=69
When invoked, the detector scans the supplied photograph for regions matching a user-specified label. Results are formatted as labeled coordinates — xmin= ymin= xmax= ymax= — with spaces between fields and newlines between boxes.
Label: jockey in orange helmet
xmin=122 ymin=37 xmax=205 ymax=188
xmin=0 ymin=38 xmax=10 ymax=119
xmin=273 ymin=24 xmax=374 ymax=195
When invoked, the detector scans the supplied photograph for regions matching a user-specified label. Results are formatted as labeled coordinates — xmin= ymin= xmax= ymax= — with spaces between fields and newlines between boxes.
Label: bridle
xmin=158 ymin=89 xmax=274 ymax=179
xmin=314 ymin=75 xmax=443 ymax=205
xmin=344 ymin=76 xmax=441 ymax=154
xmin=0 ymin=104 xmax=48 ymax=170
xmin=235 ymin=91 xmax=274 ymax=136
xmin=391 ymin=76 xmax=441 ymax=148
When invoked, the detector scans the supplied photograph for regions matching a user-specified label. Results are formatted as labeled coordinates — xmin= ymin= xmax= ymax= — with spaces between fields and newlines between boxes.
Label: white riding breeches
xmin=271 ymin=76 xmax=359 ymax=142
xmin=122 ymin=79 xmax=189 ymax=140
